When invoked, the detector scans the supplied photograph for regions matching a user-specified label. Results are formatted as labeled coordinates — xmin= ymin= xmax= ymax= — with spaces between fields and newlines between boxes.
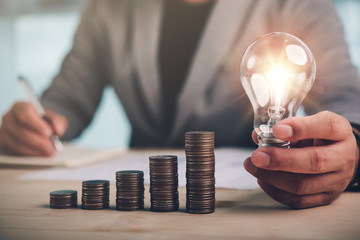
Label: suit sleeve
xmin=41 ymin=0 xmax=108 ymax=140
xmin=277 ymin=0 xmax=360 ymax=125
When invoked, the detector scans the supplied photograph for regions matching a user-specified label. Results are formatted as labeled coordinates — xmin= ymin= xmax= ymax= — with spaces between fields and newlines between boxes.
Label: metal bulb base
xmin=257 ymin=136 xmax=290 ymax=148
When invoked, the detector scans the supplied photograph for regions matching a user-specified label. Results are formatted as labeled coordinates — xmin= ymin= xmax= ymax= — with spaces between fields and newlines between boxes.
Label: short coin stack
xmin=50 ymin=190 xmax=77 ymax=209
xmin=81 ymin=180 xmax=109 ymax=210
xmin=185 ymin=131 xmax=215 ymax=214
xmin=116 ymin=170 xmax=145 ymax=211
xmin=149 ymin=155 xmax=179 ymax=212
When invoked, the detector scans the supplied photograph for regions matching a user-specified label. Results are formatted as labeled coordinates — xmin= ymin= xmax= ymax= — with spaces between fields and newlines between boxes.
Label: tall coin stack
xmin=149 ymin=155 xmax=179 ymax=212
xmin=185 ymin=131 xmax=215 ymax=214
xmin=50 ymin=190 xmax=77 ymax=209
xmin=116 ymin=170 xmax=144 ymax=211
xmin=81 ymin=180 xmax=110 ymax=210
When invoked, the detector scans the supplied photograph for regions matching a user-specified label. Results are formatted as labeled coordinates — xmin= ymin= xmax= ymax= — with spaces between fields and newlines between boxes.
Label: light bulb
xmin=240 ymin=32 xmax=316 ymax=148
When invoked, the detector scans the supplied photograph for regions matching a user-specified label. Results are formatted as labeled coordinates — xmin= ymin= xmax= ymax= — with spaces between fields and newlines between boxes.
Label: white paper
xmin=0 ymin=143 xmax=126 ymax=167
xmin=19 ymin=147 xmax=258 ymax=190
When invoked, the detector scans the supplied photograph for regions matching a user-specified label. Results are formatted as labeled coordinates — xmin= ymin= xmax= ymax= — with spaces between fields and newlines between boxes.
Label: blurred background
xmin=0 ymin=0 xmax=359 ymax=149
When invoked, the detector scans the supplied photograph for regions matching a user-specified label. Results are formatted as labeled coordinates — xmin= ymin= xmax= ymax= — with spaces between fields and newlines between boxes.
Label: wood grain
xmin=0 ymin=167 xmax=359 ymax=240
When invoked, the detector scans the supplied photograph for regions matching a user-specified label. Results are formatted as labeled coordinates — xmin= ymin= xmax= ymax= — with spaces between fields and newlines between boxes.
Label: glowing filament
xmin=266 ymin=67 xmax=291 ymax=107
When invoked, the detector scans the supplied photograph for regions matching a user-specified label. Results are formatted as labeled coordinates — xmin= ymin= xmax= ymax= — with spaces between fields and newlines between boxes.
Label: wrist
xmin=346 ymin=127 xmax=360 ymax=191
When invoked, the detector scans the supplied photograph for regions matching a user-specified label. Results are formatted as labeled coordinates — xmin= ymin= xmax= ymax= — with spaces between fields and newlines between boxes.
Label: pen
xmin=18 ymin=75 xmax=64 ymax=152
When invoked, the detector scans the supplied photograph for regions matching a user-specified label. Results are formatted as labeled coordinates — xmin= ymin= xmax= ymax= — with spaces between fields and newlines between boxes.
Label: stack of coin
xmin=81 ymin=180 xmax=109 ymax=210
xmin=185 ymin=131 xmax=215 ymax=214
xmin=149 ymin=155 xmax=179 ymax=212
xmin=116 ymin=170 xmax=144 ymax=211
xmin=50 ymin=190 xmax=77 ymax=209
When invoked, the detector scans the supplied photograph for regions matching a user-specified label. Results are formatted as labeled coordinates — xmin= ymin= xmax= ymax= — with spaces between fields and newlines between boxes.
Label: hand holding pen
xmin=0 ymin=76 xmax=68 ymax=156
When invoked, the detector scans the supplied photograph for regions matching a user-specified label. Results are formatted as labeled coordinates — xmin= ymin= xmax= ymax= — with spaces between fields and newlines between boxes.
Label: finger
xmin=5 ymin=116 xmax=55 ymax=155
xmin=257 ymin=179 xmax=335 ymax=209
xmin=12 ymin=102 xmax=53 ymax=137
xmin=251 ymin=130 xmax=259 ymax=144
xmin=250 ymin=142 xmax=347 ymax=174
xmin=244 ymin=158 xmax=348 ymax=195
xmin=273 ymin=111 xmax=353 ymax=142
xmin=44 ymin=111 xmax=68 ymax=137
xmin=0 ymin=126 xmax=53 ymax=156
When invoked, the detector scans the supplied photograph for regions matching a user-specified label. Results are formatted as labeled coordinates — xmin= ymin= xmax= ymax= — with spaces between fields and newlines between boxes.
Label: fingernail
xmin=252 ymin=152 xmax=270 ymax=167
xmin=275 ymin=124 xmax=293 ymax=138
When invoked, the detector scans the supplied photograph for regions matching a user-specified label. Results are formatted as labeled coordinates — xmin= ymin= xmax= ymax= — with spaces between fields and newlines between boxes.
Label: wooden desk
xmin=0 ymin=167 xmax=359 ymax=240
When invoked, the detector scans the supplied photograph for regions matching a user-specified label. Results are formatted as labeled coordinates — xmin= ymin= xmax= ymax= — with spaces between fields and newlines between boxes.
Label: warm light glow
xmin=266 ymin=67 xmax=292 ymax=106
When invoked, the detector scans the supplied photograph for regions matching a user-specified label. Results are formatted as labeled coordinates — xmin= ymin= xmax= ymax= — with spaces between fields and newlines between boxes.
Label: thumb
xmin=45 ymin=111 xmax=68 ymax=137
xmin=273 ymin=111 xmax=352 ymax=142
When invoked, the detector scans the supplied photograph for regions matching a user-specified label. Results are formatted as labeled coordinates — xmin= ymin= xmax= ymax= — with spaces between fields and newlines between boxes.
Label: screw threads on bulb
xmin=257 ymin=135 xmax=290 ymax=148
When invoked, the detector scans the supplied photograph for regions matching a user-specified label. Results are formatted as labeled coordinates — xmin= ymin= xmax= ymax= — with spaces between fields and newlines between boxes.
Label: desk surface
xmin=0 ymin=167 xmax=359 ymax=240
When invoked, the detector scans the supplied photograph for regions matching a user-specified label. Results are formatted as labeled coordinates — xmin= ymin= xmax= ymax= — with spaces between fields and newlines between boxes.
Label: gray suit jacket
xmin=42 ymin=0 xmax=360 ymax=147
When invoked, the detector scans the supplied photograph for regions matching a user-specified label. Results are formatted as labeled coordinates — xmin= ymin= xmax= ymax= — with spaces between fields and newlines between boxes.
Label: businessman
xmin=0 ymin=0 xmax=359 ymax=209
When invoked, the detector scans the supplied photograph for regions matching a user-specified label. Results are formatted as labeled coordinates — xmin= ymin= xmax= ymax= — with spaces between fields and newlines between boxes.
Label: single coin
xmin=82 ymin=180 xmax=109 ymax=187
xmin=50 ymin=190 xmax=77 ymax=196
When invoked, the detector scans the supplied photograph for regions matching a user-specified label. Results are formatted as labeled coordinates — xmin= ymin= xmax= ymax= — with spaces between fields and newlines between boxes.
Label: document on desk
xmin=19 ymin=147 xmax=258 ymax=190
xmin=0 ymin=143 xmax=126 ymax=167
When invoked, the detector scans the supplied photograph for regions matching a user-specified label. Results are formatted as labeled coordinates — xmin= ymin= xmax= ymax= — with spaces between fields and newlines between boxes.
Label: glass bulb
xmin=240 ymin=32 xmax=316 ymax=148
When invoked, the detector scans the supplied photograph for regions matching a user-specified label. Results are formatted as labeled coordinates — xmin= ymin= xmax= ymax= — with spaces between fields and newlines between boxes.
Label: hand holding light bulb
xmin=241 ymin=33 xmax=360 ymax=209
